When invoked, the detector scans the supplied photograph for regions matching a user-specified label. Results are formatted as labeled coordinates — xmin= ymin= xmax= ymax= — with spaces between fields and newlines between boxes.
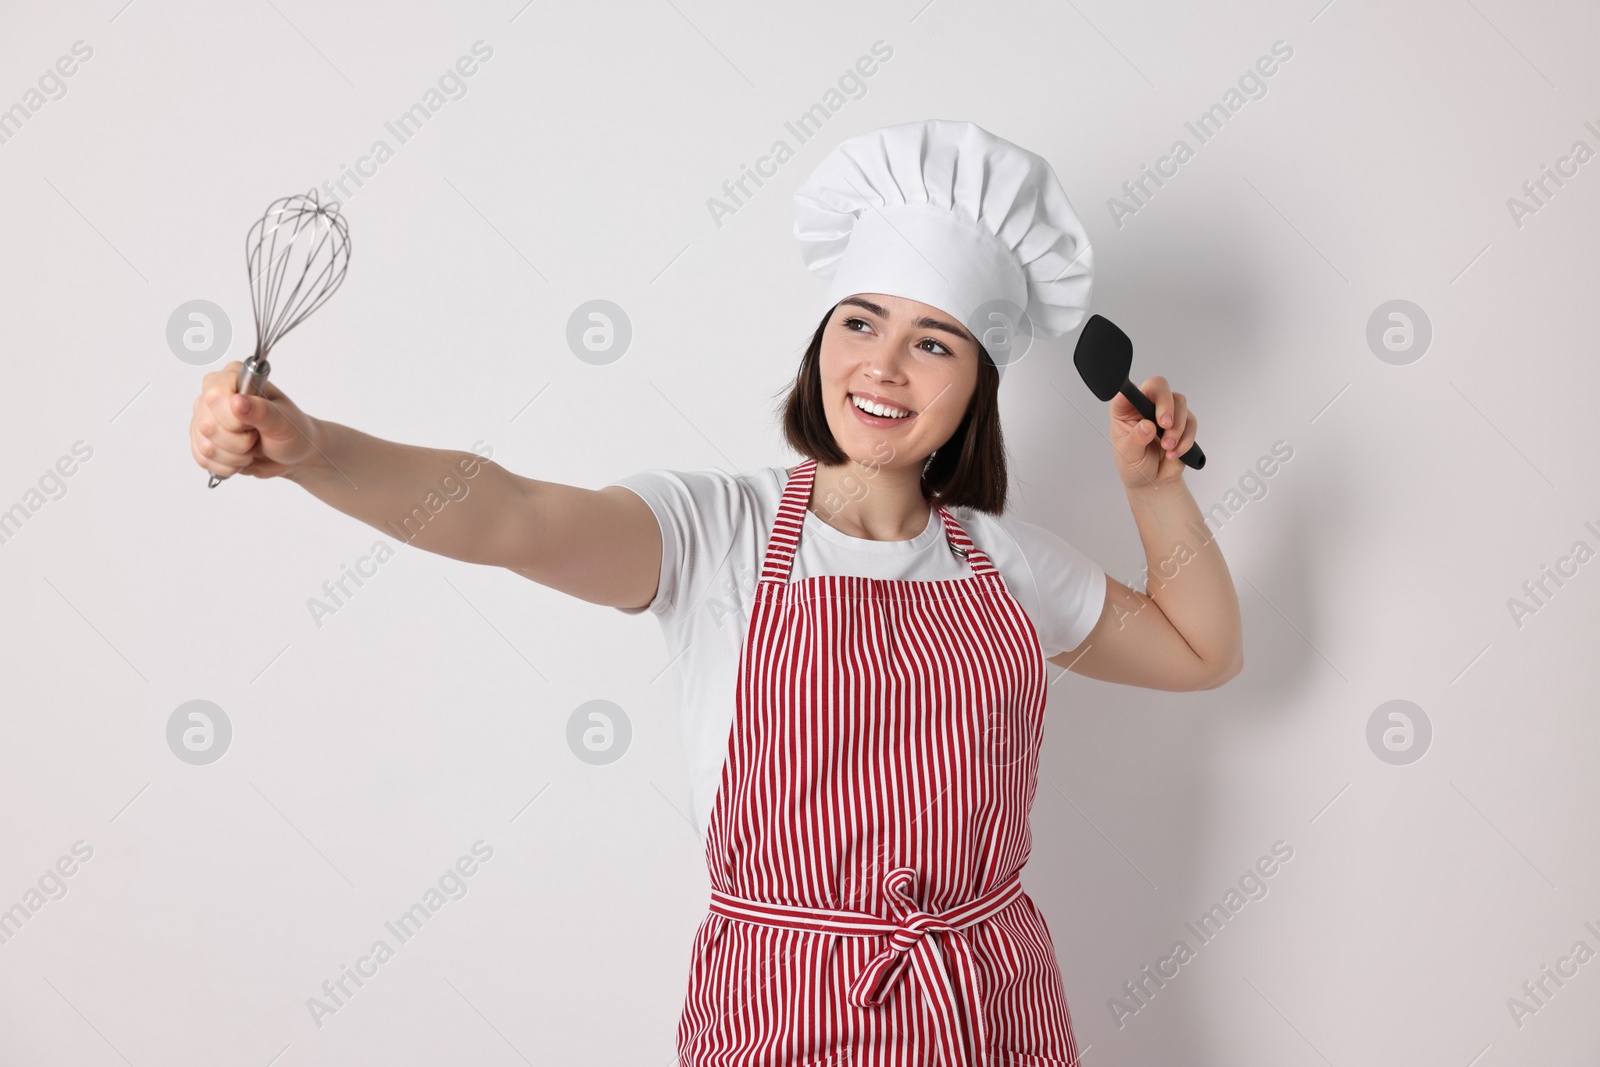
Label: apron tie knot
xmin=843 ymin=867 xmax=995 ymax=1067
xmin=845 ymin=868 xmax=957 ymax=1006
xmin=706 ymin=869 xmax=1027 ymax=1067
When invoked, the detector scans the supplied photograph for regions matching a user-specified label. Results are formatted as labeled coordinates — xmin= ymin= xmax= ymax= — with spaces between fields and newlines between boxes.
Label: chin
xmin=835 ymin=435 xmax=915 ymax=472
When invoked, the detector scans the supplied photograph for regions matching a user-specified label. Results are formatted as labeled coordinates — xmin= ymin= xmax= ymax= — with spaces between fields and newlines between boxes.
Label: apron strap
xmin=759 ymin=458 xmax=818 ymax=583
xmin=760 ymin=458 xmax=998 ymax=582
xmin=934 ymin=505 xmax=998 ymax=576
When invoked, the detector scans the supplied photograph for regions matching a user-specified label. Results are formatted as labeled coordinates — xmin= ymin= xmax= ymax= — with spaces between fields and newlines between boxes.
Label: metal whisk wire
xmin=208 ymin=188 xmax=351 ymax=488
xmin=247 ymin=191 xmax=350 ymax=359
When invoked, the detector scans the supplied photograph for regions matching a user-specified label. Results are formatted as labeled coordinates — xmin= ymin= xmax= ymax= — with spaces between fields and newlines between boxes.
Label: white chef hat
xmin=793 ymin=119 xmax=1094 ymax=382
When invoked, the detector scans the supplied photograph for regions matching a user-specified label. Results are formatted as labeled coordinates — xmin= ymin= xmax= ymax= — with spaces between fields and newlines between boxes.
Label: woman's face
xmin=817 ymin=293 xmax=981 ymax=470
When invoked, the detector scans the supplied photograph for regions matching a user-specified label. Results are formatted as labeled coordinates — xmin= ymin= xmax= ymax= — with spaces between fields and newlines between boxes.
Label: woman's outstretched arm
xmin=190 ymin=362 xmax=663 ymax=612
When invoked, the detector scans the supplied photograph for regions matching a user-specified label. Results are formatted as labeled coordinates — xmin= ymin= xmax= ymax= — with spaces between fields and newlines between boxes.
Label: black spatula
xmin=1072 ymin=314 xmax=1206 ymax=470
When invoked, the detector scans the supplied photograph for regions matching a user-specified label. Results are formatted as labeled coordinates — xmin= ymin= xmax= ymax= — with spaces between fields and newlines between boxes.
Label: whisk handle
xmin=205 ymin=355 xmax=272 ymax=488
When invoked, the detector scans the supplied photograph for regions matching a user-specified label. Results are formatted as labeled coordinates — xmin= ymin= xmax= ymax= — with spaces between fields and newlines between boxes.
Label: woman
xmin=188 ymin=120 xmax=1241 ymax=1066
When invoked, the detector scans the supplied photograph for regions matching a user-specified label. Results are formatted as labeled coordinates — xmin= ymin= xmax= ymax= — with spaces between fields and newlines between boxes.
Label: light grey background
xmin=2 ymin=0 xmax=1598 ymax=1064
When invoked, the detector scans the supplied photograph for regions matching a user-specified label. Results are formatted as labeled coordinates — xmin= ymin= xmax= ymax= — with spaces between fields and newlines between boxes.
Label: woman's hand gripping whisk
xmin=201 ymin=189 xmax=350 ymax=488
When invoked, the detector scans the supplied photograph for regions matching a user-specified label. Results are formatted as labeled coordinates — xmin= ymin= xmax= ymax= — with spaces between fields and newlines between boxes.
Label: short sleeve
xmin=603 ymin=468 xmax=738 ymax=619
xmin=1005 ymin=517 xmax=1107 ymax=658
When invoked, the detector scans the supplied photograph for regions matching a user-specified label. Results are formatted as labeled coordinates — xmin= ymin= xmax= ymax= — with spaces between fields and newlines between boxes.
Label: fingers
xmin=206 ymin=361 xmax=244 ymax=384
xmin=1137 ymin=376 xmax=1195 ymax=456
xmin=1110 ymin=375 xmax=1198 ymax=465
xmin=193 ymin=362 xmax=262 ymax=475
xmin=191 ymin=418 xmax=253 ymax=477
xmin=193 ymin=391 xmax=259 ymax=453
xmin=1171 ymin=412 xmax=1199 ymax=457
xmin=203 ymin=372 xmax=290 ymax=435
xmin=1114 ymin=377 xmax=1199 ymax=462
xmin=1159 ymin=394 xmax=1188 ymax=454
xmin=1115 ymin=421 xmax=1155 ymax=467
xmin=189 ymin=362 xmax=306 ymax=480
xmin=201 ymin=367 xmax=251 ymax=434
xmin=1141 ymin=375 xmax=1170 ymax=427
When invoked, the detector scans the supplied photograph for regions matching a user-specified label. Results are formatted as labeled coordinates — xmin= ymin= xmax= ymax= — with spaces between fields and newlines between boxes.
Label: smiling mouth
xmin=848 ymin=393 xmax=915 ymax=419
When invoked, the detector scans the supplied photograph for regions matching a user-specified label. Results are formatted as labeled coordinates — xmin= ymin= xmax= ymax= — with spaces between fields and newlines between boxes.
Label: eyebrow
xmin=838 ymin=296 xmax=975 ymax=345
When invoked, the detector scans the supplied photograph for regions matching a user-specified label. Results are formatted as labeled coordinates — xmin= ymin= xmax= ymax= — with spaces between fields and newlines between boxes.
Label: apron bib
xmin=677 ymin=457 xmax=1080 ymax=1067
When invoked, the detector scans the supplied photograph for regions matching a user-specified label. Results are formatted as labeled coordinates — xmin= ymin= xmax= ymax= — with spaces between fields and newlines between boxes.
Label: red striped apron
xmin=677 ymin=457 xmax=1081 ymax=1067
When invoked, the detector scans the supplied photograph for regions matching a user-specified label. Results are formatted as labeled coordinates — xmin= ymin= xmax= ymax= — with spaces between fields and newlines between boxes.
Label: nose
xmin=863 ymin=339 xmax=912 ymax=381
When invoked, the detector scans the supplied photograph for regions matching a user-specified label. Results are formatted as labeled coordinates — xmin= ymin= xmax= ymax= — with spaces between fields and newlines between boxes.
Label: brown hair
xmin=773 ymin=304 xmax=1009 ymax=514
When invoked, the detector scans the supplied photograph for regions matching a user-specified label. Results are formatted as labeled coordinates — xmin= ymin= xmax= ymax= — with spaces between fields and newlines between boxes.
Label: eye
xmin=840 ymin=316 xmax=954 ymax=356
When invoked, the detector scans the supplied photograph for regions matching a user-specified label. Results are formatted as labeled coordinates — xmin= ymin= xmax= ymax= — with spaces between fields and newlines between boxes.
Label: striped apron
xmin=677 ymin=457 xmax=1081 ymax=1067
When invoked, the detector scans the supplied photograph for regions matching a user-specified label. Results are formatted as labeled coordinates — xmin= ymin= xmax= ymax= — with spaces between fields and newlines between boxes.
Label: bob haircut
xmin=775 ymin=302 xmax=1009 ymax=514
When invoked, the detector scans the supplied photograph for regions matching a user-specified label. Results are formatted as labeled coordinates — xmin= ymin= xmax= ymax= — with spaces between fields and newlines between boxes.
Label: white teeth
xmin=852 ymin=394 xmax=909 ymax=418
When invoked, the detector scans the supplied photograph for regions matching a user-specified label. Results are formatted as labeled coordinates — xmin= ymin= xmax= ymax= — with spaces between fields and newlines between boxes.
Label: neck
xmin=800 ymin=455 xmax=932 ymax=541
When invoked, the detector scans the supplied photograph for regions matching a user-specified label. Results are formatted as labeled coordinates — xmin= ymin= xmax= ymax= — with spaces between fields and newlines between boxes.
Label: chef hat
xmin=793 ymin=119 xmax=1094 ymax=382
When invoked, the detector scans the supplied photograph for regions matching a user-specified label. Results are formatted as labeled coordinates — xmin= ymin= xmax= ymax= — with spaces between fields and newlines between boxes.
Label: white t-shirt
xmin=606 ymin=465 xmax=1108 ymax=843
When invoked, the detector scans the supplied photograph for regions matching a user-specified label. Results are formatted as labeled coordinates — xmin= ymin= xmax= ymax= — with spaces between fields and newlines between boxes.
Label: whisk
xmin=207 ymin=188 xmax=351 ymax=487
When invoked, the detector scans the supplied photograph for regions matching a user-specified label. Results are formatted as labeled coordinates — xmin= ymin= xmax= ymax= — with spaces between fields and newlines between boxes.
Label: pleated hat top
xmin=793 ymin=118 xmax=1095 ymax=382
